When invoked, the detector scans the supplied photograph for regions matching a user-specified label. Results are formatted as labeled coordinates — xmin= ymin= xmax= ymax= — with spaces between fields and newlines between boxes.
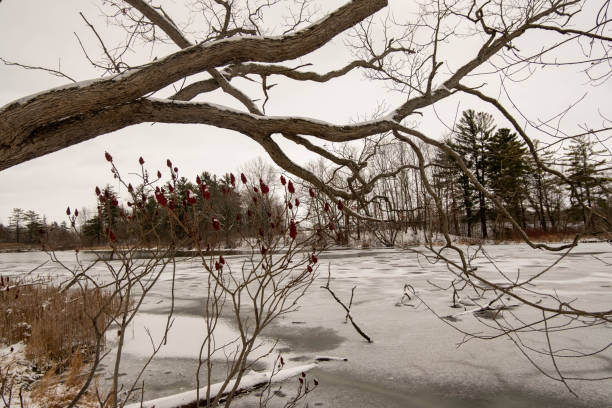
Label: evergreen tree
xmin=563 ymin=136 xmax=610 ymax=230
xmin=525 ymin=142 xmax=565 ymax=232
xmin=83 ymin=215 xmax=103 ymax=245
xmin=450 ymin=110 xmax=495 ymax=238
xmin=82 ymin=185 xmax=122 ymax=245
xmin=0 ymin=223 xmax=10 ymax=243
xmin=432 ymin=144 xmax=463 ymax=235
xmin=98 ymin=185 xmax=121 ymax=229
xmin=23 ymin=210 xmax=43 ymax=243
xmin=197 ymin=172 xmax=243 ymax=246
xmin=486 ymin=128 xmax=529 ymax=233
xmin=8 ymin=208 xmax=24 ymax=243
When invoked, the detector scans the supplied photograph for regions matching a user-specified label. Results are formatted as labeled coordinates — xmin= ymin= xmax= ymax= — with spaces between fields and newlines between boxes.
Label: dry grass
xmin=1 ymin=277 xmax=121 ymax=407
xmin=492 ymin=229 xmax=579 ymax=244
xmin=0 ymin=277 xmax=120 ymax=372
xmin=526 ymin=231 xmax=576 ymax=242
xmin=0 ymin=243 xmax=39 ymax=252
xmin=29 ymin=351 xmax=98 ymax=408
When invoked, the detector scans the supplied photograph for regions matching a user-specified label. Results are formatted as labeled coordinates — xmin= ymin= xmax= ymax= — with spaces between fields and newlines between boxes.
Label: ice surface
xmin=119 ymin=313 xmax=282 ymax=362
xmin=2 ymin=243 xmax=611 ymax=407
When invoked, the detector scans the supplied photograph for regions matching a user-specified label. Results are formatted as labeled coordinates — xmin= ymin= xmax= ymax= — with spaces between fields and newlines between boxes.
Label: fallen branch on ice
xmin=124 ymin=363 xmax=316 ymax=408
xmin=442 ymin=295 xmax=521 ymax=321
xmin=314 ymin=356 xmax=348 ymax=362
xmin=321 ymin=264 xmax=372 ymax=343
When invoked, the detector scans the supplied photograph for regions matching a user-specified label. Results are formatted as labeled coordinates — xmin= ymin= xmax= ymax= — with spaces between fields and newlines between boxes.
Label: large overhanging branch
xmin=168 ymin=55 xmax=397 ymax=102
xmin=1 ymin=0 xmax=609 ymax=215
xmin=11 ymin=93 xmax=407 ymax=207
xmin=0 ymin=0 xmax=387 ymax=170
xmin=169 ymin=57 xmax=391 ymax=102
xmin=2 ymin=0 xmax=603 ymax=176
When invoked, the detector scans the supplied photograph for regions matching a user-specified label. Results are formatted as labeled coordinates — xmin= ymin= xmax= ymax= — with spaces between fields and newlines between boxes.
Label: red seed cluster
xmin=289 ymin=220 xmax=298 ymax=240
xmin=259 ymin=179 xmax=270 ymax=195
xmin=186 ymin=189 xmax=197 ymax=205
xmin=105 ymin=228 xmax=117 ymax=242
xmin=155 ymin=190 xmax=168 ymax=207
xmin=200 ymin=182 xmax=211 ymax=200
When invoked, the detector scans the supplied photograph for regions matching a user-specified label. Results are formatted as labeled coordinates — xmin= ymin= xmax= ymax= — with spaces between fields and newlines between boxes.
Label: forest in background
xmin=1 ymin=110 xmax=610 ymax=251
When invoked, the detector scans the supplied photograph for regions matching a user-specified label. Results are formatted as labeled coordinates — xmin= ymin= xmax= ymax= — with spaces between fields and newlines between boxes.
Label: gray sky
xmin=1 ymin=0 xmax=610 ymax=224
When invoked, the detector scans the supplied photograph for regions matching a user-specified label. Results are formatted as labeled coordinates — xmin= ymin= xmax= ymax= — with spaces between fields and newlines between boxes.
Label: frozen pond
xmin=1 ymin=242 xmax=611 ymax=407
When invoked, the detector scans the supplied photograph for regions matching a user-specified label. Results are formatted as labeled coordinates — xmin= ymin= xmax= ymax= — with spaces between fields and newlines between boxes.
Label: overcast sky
xmin=0 ymin=0 xmax=610 ymax=225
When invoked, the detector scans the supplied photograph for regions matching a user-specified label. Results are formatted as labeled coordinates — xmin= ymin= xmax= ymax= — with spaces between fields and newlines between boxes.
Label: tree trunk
xmin=479 ymin=191 xmax=487 ymax=239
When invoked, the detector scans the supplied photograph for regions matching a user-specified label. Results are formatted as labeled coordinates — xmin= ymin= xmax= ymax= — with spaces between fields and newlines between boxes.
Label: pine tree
xmin=83 ymin=215 xmax=103 ymax=245
xmin=524 ymin=141 xmax=564 ymax=232
xmin=432 ymin=143 xmax=463 ymax=236
xmin=563 ymin=136 xmax=610 ymax=230
xmin=486 ymin=128 xmax=529 ymax=234
xmin=450 ymin=110 xmax=495 ymax=238
xmin=8 ymin=208 xmax=24 ymax=243
xmin=23 ymin=210 xmax=43 ymax=243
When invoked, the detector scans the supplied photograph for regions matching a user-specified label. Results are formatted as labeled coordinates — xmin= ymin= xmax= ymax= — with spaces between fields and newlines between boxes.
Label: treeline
xmin=354 ymin=110 xmax=611 ymax=243
xmin=0 ymin=209 xmax=75 ymax=248
xmin=0 ymin=170 xmax=291 ymax=250
xmin=80 ymin=171 xmax=266 ymax=248
xmin=1 ymin=109 xmax=610 ymax=250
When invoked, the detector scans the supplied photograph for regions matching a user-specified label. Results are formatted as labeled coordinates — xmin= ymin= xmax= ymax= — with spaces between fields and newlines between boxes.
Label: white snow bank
xmin=124 ymin=363 xmax=316 ymax=408
xmin=0 ymin=341 xmax=26 ymax=357
xmin=0 ymin=342 xmax=40 ymax=408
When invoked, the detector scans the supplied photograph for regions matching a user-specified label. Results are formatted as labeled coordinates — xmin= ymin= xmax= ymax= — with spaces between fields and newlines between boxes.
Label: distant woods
xmin=0 ymin=208 xmax=75 ymax=249
xmin=369 ymin=109 xmax=611 ymax=243
xmin=1 ymin=110 xmax=610 ymax=250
